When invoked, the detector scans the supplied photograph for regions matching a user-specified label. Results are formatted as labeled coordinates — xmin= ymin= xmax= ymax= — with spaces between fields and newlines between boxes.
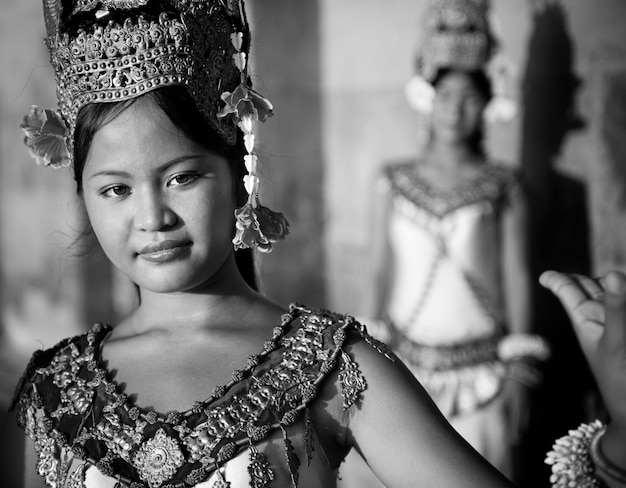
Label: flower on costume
xmin=233 ymin=201 xmax=290 ymax=254
xmin=20 ymin=105 xmax=71 ymax=168
xmin=217 ymin=84 xmax=274 ymax=126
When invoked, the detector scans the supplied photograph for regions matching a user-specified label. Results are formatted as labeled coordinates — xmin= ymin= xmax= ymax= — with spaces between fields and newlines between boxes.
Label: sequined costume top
xmin=379 ymin=162 xmax=522 ymax=417
xmin=12 ymin=304 xmax=388 ymax=488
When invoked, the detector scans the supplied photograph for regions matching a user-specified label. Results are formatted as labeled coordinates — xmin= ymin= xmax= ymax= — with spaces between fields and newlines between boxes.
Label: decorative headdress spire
xmin=21 ymin=0 xmax=289 ymax=252
xmin=416 ymin=0 xmax=494 ymax=82
xmin=405 ymin=0 xmax=517 ymax=123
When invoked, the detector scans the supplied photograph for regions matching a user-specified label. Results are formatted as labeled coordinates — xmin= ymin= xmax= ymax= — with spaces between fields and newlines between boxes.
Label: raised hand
xmin=540 ymin=270 xmax=626 ymax=473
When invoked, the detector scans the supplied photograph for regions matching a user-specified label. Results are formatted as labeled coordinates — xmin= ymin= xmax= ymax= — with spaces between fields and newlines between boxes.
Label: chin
xmin=136 ymin=280 xmax=187 ymax=294
xmin=139 ymin=270 xmax=223 ymax=294
xmin=132 ymin=270 xmax=196 ymax=294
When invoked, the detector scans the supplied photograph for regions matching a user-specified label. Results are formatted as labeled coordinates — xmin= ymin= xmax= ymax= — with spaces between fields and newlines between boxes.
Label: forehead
xmin=84 ymin=97 xmax=202 ymax=173
xmin=436 ymin=71 xmax=481 ymax=93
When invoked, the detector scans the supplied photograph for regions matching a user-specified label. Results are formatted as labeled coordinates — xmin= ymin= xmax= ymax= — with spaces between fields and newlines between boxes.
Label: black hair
xmin=431 ymin=68 xmax=492 ymax=154
xmin=72 ymin=86 xmax=258 ymax=290
xmin=431 ymin=68 xmax=493 ymax=101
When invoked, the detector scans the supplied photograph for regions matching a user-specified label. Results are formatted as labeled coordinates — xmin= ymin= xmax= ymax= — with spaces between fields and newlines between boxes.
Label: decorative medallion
xmin=338 ymin=351 xmax=368 ymax=409
xmin=247 ymin=447 xmax=274 ymax=488
xmin=132 ymin=429 xmax=184 ymax=488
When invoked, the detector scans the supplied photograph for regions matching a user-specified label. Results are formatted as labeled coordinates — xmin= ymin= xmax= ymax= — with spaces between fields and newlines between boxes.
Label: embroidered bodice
xmin=383 ymin=161 xmax=521 ymax=345
xmin=377 ymin=162 xmax=522 ymax=416
xmin=12 ymin=304 xmax=388 ymax=488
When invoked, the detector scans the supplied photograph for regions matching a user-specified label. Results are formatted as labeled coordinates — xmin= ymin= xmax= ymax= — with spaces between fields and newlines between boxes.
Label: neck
xmin=424 ymin=138 xmax=480 ymax=169
xmin=126 ymin=254 xmax=268 ymax=336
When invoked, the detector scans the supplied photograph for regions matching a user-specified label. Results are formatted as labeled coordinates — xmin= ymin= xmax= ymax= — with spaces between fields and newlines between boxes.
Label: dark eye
xmin=102 ymin=185 xmax=130 ymax=198
xmin=169 ymin=173 xmax=198 ymax=187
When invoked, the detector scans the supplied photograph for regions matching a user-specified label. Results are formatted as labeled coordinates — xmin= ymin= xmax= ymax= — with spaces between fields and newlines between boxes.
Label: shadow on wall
xmin=515 ymin=3 xmax=599 ymax=487
xmin=602 ymin=70 xmax=626 ymax=212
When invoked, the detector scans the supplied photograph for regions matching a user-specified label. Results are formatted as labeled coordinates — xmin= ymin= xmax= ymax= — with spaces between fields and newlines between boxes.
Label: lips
xmin=137 ymin=239 xmax=191 ymax=263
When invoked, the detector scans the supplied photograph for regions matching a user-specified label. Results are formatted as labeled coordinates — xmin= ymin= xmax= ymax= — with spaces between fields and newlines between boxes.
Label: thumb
xmin=603 ymin=271 xmax=626 ymax=349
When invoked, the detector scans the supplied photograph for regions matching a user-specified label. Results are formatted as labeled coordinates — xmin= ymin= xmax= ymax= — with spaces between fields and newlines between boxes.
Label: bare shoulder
xmin=309 ymin=324 xmax=513 ymax=486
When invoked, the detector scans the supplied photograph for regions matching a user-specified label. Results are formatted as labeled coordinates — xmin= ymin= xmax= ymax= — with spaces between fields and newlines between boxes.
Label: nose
xmin=134 ymin=187 xmax=176 ymax=231
xmin=444 ymin=99 xmax=464 ymax=119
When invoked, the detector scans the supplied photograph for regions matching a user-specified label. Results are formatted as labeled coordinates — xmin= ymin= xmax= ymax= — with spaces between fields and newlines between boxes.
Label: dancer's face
xmin=81 ymin=96 xmax=236 ymax=294
xmin=431 ymin=71 xmax=487 ymax=145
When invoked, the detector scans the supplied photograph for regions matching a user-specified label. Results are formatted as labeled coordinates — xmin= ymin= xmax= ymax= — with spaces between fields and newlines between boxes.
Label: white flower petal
xmin=244 ymin=134 xmax=255 ymax=153
xmin=243 ymin=174 xmax=259 ymax=195
xmin=404 ymin=75 xmax=435 ymax=114
xmin=230 ymin=32 xmax=244 ymax=51
xmin=233 ymin=52 xmax=247 ymax=71
xmin=244 ymin=154 xmax=258 ymax=174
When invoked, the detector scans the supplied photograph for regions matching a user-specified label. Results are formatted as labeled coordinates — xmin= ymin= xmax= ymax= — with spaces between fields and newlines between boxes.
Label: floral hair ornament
xmin=404 ymin=75 xmax=436 ymax=115
xmin=218 ymin=31 xmax=290 ymax=253
xmin=20 ymin=106 xmax=71 ymax=168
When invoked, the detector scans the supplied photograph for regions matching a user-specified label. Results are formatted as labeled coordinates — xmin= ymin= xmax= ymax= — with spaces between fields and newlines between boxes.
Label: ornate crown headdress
xmin=405 ymin=0 xmax=517 ymax=123
xmin=20 ymin=0 xmax=289 ymax=252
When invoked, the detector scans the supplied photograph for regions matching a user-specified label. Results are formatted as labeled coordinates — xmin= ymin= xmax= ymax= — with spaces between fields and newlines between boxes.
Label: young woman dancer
xmin=368 ymin=0 xmax=542 ymax=477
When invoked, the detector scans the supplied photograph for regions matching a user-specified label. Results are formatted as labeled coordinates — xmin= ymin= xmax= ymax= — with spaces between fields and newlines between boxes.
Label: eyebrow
xmin=87 ymin=155 xmax=206 ymax=180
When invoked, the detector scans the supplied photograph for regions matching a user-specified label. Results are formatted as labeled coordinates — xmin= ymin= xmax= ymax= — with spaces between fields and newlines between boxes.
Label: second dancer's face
xmin=81 ymin=96 xmax=236 ymax=294
xmin=431 ymin=71 xmax=487 ymax=145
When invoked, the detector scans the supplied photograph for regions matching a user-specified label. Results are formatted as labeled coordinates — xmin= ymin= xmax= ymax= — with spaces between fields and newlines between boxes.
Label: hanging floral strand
xmin=218 ymin=32 xmax=290 ymax=253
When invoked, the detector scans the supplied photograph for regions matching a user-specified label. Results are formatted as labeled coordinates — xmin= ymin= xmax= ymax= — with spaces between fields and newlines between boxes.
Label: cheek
xmin=83 ymin=198 xmax=126 ymax=254
xmin=191 ymin=187 xmax=236 ymax=236
xmin=468 ymin=108 xmax=485 ymax=129
xmin=210 ymin=191 xmax=236 ymax=230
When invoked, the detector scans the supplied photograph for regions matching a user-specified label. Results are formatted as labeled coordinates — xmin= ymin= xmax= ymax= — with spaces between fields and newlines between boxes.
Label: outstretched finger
xmin=603 ymin=271 xmax=626 ymax=349
xmin=539 ymin=271 xmax=588 ymax=314
xmin=539 ymin=270 xmax=604 ymax=359
xmin=569 ymin=273 xmax=605 ymax=301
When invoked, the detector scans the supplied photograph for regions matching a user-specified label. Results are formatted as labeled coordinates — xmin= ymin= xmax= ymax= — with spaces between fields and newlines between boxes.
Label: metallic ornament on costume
xmin=338 ymin=351 xmax=367 ymax=409
xmin=281 ymin=425 xmax=300 ymax=488
xmin=13 ymin=306 xmax=384 ymax=486
xmin=41 ymin=0 xmax=245 ymax=151
xmin=185 ymin=467 xmax=208 ymax=485
xmin=247 ymin=446 xmax=275 ymax=488
xmin=304 ymin=410 xmax=315 ymax=465
xmin=132 ymin=428 xmax=184 ymax=488
xmin=212 ymin=468 xmax=231 ymax=488
xmin=36 ymin=434 xmax=60 ymax=487
xmin=72 ymin=0 xmax=151 ymax=13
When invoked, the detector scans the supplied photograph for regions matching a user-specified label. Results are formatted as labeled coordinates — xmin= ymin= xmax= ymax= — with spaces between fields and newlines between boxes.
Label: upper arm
xmin=368 ymin=170 xmax=394 ymax=318
xmin=501 ymin=180 xmax=530 ymax=270
xmin=341 ymin=341 xmax=514 ymax=488
xmin=501 ymin=180 xmax=533 ymax=332
xmin=23 ymin=436 xmax=48 ymax=488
